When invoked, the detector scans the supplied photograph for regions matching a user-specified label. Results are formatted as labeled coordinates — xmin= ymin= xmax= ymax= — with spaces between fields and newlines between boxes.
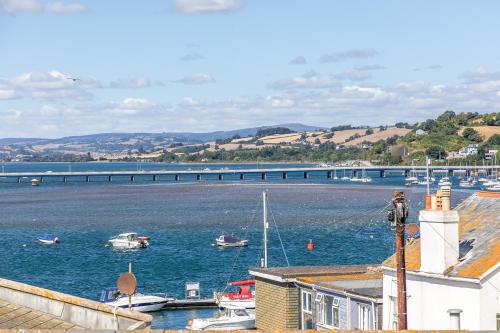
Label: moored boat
xmin=215 ymin=234 xmax=248 ymax=248
xmin=215 ymin=280 xmax=255 ymax=309
xmin=100 ymin=287 xmax=172 ymax=312
xmin=107 ymin=232 xmax=150 ymax=249
xmin=186 ymin=306 xmax=255 ymax=330
xmin=38 ymin=234 xmax=60 ymax=244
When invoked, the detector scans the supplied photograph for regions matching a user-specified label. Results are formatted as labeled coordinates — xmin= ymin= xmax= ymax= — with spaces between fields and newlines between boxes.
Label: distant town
xmin=1 ymin=111 xmax=498 ymax=166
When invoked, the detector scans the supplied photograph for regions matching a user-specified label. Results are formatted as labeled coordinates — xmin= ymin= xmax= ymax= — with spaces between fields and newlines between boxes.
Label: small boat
xmin=31 ymin=179 xmax=40 ymax=186
xmin=100 ymin=287 xmax=172 ymax=312
xmin=216 ymin=234 xmax=248 ymax=248
xmin=215 ymin=280 xmax=255 ymax=309
xmin=459 ymin=180 xmax=474 ymax=188
xmin=107 ymin=232 xmax=150 ymax=249
xmin=351 ymin=169 xmax=371 ymax=182
xmin=38 ymin=234 xmax=60 ymax=244
xmin=187 ymin=305 xmax=255 ymax=330
xmin=438 ymin=177 xmax=452 ymax=186
xmin=486 ymin=184 xmax=500 ymax=191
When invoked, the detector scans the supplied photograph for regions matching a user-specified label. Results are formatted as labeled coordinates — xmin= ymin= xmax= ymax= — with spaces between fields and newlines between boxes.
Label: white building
xmin=458 ymin=143 xmax=479 ymax=157
xmin=485 ymin=149 xmax=498 ymax=160
xmin=381 ymin=191 xmax=500 ymax=330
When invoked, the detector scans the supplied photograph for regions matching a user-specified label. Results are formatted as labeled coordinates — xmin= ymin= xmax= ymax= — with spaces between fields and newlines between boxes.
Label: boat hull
xmin=217 ymin=298 xmax=255 ymax=309
xmin=216 ymin=240 xmax=248 ymax=247
xmin=106 ymin=296 xmax=169 ymax=312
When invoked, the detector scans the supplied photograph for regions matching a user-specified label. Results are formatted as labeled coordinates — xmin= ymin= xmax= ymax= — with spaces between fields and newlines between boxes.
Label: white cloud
xmin=289 ymin=56 xmax=307 ymax=65
xmin=269 ymin=71 xmax=336 ymax=90
xmin=179 ymin=53 xmax=205 ymax=61
xmin=0 ymin=89 xmax=18 ymax=99
xmin=109 ymin=77 xmax=152 ymax=89
xmin=45 ymin=1 xmax=86 ymax=13
xmin=319 ymin=49 xmax=377 ymax=63
xmin=0 ymin=0 xmax=86 ymax=14
xmin=173 ymin=0 xmax=241 ymax=14
xmin=0 ymin=70 xmax=100 ymax=99
xmin=335 ymin=69 xmax=372 ymax=81
xmin=175 ymin=73 xmax=215 ymax=85
xmin=105 ymin=98 xmax=160 ymax=115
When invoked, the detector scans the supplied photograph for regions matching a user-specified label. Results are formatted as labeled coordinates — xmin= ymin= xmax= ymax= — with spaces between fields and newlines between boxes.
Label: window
xmin=358 ymin=305 xmax=370 ymax=330
xmin=301 ymin=290 xmax=312 ymax=313
xmin=389 ymin=296 xmax=398 ymax=330
xmin=316 ymin=293 xmax=340 ymax=328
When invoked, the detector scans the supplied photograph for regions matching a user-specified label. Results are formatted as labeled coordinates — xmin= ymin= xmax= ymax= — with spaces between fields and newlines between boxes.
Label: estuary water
xmin=0 ymin=162 xmax=473 ymax=328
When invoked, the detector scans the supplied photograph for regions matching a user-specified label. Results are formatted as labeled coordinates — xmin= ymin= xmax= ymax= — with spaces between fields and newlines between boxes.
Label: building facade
xmin=381 ymin=191 xmax=500 ymax=330
xmin=249 ymin=265 xmax=382 ymax=331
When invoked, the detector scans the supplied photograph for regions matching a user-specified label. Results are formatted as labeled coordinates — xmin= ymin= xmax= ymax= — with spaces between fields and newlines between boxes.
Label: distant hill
xmin=0 ymin=123 xmax=325 ymax=158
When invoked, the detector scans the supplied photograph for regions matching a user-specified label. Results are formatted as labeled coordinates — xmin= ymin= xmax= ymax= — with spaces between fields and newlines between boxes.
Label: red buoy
xmin=307 ymin=239 xmax=314 ymax=250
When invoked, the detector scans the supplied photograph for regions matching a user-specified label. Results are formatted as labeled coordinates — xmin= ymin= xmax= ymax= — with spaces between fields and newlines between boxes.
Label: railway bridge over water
xmin=0 ymin=165 xmax=497 ymax=184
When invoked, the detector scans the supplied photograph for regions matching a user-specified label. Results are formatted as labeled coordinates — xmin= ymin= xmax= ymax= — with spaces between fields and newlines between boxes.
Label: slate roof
xmin=382 ymin=191 xmax=500 ymax=279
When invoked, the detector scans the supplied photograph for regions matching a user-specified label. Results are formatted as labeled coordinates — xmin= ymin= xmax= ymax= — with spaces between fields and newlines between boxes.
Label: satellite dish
xmin=406 ymin=224 xmax=420 ymax=237
xmin=117 ymin=272 xmax=137 ymax=295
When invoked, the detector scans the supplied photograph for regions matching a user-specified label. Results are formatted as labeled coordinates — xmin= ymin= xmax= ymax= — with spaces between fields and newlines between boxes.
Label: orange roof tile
xmin=382 ymin=192 xmax=500 ymax=279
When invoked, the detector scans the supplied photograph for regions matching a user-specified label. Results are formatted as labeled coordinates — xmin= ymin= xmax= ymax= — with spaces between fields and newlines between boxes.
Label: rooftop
xmin=382 ymin=191 xmax=500 ymax=279
xmin=250 ymin=264 xmax=372 ymax=282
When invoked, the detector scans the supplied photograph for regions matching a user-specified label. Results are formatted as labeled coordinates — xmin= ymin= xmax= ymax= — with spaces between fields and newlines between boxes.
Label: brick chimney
xmin=419 ymin=185 xmax=459 ymax=274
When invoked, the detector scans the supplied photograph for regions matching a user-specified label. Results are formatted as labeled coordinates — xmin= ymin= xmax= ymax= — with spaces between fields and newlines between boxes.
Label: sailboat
xmin=351 ymin=169 xmax=372 ymax=182
xmin=405 ymin=161 xmax=418 ymax=184
xmin=340 ymin=168 xmax=350 ymax=181
xmin=333 ymin=168 xmax=338 ymax=180
xmin=215 ymin=192 xmax=270 ymax=310
xmin=197 ymin=193 xmax=273 ymax=330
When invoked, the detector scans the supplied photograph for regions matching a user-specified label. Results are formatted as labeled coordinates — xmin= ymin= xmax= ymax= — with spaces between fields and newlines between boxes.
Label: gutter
xmin=380 ymin=266 xmax=481 ymax=284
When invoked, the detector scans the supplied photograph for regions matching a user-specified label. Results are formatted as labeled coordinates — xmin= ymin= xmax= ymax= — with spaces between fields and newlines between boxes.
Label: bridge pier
xmin=175 ymin=175 xmax=180 ymax=181
xmin=327 ymin=171 xmax=332 ymax=179
xmin=85 ymin=176 xmax=90 ymax=182
xmin=108 ymin=175 xmax=112 ymax=182
xmin=17 ymin=177 xmax=21 ymax=183
xmin=40 ymin=177 xmax=44 ymax=183
xmin=63 ymin=176 xmax=67 ymax=183
xmin=448 ymin=169 xmax=453 ymax=176
xmin=352 ymin=170 xmax=358 ymax=178
xmin=404 ymin=169 xmax=409 ymax=177
xmin=218 ymin=174 xmax=223 ymax=180
xmin=261 ymin=173 xmax=266 ymax=180
xmin=240 ymin=173 xmax=244 ymax=180
xmin=282 ymin=172 xmax=287 ymax=179
xmin=303 ymin=171 xmax=308 ymax=179
xmin=380 ymin=170 xmax=385 ymax=178
xmin=153 ymin=175 xmax=158 ymax=181
xmin=130 ymin=175 xmax=135 ymax=182
xmin=465 ymin=169 xmax=471 ymax=177
xmin=196 ymin=174 xmax=201 ymax=181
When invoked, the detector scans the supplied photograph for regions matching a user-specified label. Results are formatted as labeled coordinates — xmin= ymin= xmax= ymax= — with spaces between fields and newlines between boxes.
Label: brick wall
xmin=255 ymin=278 xmax=299 ymax=331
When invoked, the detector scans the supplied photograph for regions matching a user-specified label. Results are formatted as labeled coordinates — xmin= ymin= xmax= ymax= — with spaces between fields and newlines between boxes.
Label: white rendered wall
xmin=383 ymin=270 xmax=485 ymax=330
xmin=480 ymin=266 xmax=500 ymax=330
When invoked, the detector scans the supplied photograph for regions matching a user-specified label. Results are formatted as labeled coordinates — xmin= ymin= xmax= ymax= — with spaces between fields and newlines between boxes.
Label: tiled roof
xmin=382 ymin=191 xmax=500 ymax=279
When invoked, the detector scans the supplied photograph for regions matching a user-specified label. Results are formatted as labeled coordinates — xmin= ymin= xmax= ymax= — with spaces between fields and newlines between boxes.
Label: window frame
xmin=357 ymin=304 xmax=370 ymax=330
xmin=301 ymin=290 xmax=312 ymax=314
xmin=316 ymin=293 xmax=340 ymax=329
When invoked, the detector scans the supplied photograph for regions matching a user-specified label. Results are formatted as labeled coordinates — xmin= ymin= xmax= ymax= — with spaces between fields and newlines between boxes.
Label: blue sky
xmin=1 ymin=0 xmax=500 ymax=138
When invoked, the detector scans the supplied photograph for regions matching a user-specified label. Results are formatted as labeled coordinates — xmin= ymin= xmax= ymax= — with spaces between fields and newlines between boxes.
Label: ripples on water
xmin=0 ymin=163 xmax=472 ymax=328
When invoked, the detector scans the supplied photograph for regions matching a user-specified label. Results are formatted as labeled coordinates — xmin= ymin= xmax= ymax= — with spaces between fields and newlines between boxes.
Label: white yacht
xmin=438 ymin=177 xmax=452 ymax=186
xmin=187 ymin=306 xmax=255 ymax=330
xmin=215 ymin=280 xmax=255 ymax=309
xmin=107 ymin=232 xmax=150 ymax=249
xmin=100 ymin=287 xmax=172 ymax=312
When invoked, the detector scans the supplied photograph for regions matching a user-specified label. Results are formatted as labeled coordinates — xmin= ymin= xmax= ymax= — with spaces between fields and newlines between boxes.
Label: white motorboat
xmin=215 ymin=280 xmax=255 ymax=309
xmin=459 ymin=180 xmax=474 ymax=188
xmin=100 ymin=287 xmax=172 ymax=312
xmin=187 ymin=306 xmax=255 ymax=330
xmin=215 ymin=234 xmax=248 ymax=248
xmin=38 ymin=234 xmax=60 ymax=244
xmin=438 ymin=177 xmax=452 ymax=186
xmin=107 ymin=232 xmax=150 ymax=249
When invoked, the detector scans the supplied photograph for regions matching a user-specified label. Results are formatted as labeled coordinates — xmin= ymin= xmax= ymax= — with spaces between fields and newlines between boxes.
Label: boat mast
xmin=262 ymin=191 xmax=268 ymax=268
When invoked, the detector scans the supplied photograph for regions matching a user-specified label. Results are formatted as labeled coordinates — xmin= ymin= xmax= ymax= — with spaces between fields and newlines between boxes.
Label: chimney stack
xmin=419 ymin=185 xmax=459 ymax=274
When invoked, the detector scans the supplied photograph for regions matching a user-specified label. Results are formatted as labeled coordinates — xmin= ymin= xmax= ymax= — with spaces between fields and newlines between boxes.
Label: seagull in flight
xmin=66 ymin=77 xmax=80 ymax=82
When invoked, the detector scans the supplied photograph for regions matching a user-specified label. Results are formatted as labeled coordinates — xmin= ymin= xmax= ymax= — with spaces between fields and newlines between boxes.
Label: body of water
xmin=0 ymin=162 xmax=474 ymax=328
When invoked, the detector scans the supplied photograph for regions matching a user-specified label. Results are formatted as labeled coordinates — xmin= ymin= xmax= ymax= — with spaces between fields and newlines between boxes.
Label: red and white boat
xmin=216 ymin=280 xmax=255 ymax=309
